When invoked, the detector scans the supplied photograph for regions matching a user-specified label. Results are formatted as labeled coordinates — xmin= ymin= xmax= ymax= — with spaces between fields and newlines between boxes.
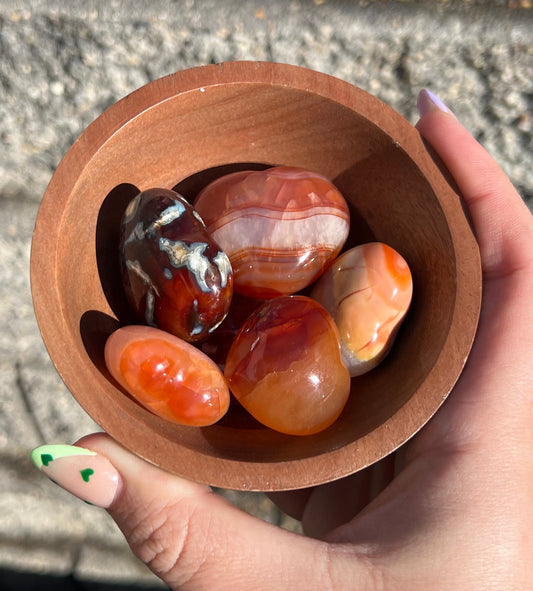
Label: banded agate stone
xmin=120 ymin=188 xmax=233 ymax=342
xmin=193 ymin=166 xmax=350 ymax=299
xmin=105 ymin=325 xmax=230 ymax=426
xmin=311 ymin=242 xmax=413 ymax=377
xmin=224 ymin=296 xmax=351 ymax=435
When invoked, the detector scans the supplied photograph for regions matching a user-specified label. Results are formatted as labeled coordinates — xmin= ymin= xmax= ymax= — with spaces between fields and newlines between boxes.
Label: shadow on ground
xmin=0 ymin=569 xmax=167 ymax=591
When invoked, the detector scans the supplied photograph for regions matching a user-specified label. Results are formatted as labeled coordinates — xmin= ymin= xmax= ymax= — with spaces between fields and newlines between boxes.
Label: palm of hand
xmin=274 ymin=113 xmax=533 ymax=589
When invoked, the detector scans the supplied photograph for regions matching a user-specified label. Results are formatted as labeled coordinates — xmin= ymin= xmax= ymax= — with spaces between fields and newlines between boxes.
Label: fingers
xmin=303 ymin=454 xmax=397 ymax=540
xmin=33 ymin=433 xmax=374 ymax=590
xmin=416 ymin=90 xmax=533 ymax=280
xmin=413 ymin=90 xmax=533 ymax=450
xmin=268 ymin=454 xmax=396 ymax=540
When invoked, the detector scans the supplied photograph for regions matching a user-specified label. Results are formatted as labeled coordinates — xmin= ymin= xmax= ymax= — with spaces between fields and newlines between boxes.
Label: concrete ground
xmin=0 ymin=0 xmax=532 ymax=588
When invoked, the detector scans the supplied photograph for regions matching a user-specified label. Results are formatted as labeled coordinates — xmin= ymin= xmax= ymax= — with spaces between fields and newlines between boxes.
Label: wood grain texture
xmin=30 ymin=61 xmax=481 ymax=491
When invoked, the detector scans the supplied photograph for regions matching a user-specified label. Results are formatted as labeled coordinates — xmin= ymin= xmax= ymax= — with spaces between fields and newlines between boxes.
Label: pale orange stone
xmin=311 ymin=243 xmax=413 ymax=376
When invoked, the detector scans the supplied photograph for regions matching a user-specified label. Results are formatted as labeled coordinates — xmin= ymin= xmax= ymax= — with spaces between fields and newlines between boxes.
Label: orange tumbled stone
xmin=224 ymin=296 xmax=351 ymax=435
xmin=311 ymin=242 xmax=413 ymax=376
xmin=193 ymin=166 xmax=350 ymax=298
xmin=105 ymin=325 xmax=230 ymax=426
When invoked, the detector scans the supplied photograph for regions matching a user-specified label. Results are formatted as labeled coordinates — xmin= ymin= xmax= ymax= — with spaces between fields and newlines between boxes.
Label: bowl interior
xmin=31 ymin=63 xmax=480 ymax=490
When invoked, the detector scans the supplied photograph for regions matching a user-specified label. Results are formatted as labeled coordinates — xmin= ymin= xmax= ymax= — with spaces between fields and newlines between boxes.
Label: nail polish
xmin=417 ymin=89 xmax=454 ymax=117
xmin=31 ymin=444 xmax=120 ymax=508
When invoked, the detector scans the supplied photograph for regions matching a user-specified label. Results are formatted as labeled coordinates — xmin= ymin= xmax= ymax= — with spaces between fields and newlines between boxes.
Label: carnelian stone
xmin=193 ymin=166 xmax=350 ymax=298
xmin=311 ymin=242 xmax=413 ymax=377
xmin=105 ymin=325 xmax=230 ymax=426
xmin=224 ymin=296 xmax=351 ymax=435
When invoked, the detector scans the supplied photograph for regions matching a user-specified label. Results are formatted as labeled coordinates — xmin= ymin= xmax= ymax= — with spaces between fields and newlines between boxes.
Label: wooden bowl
xmin=31 ymin=62 xmax=481 ymax=491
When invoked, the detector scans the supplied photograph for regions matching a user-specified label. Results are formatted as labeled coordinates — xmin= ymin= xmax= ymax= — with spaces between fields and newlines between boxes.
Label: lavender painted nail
xmin=417 ymin=89 xmax=454 ymax=116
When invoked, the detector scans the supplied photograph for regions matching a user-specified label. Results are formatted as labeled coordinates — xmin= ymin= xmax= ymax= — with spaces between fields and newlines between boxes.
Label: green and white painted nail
xmin=31 ymin=444 xmax=120 ymax=508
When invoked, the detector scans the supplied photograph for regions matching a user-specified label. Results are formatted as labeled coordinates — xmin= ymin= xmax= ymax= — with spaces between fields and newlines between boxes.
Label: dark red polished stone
xmin=120 ymin=188 xmax=233 ymax=342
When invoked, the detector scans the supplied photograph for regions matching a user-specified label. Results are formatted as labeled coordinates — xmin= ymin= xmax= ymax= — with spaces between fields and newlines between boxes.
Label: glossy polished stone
xmin=120 ymin=188 xmax=233 ymax=342
xmin=193 ymin=166 xmax=350 ymax=298
xmin=311 ymin=242 xmax=413 ymax=376
xmin=224 ymin=295 xmax=351 ymax=435
xmin=105 ymin=325 xmax=230 ymax=426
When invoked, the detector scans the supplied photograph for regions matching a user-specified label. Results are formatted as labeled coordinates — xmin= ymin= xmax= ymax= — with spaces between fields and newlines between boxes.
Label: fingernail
xmin=31 ymin=444 xmax=121 ymax=508
xmin=417 ymin=89 xmax=454 ymax=117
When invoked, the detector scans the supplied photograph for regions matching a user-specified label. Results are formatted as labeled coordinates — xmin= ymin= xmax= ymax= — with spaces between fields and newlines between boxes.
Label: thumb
xmin=416 ymin=89 xmax=533 ymax=280
xmin=32 ymin=433 xmax=370 ymax=590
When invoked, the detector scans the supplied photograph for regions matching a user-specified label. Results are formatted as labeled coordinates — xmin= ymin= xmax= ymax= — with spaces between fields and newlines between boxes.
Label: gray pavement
xmin=1 ymin=0 xmax=532 ymax=586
